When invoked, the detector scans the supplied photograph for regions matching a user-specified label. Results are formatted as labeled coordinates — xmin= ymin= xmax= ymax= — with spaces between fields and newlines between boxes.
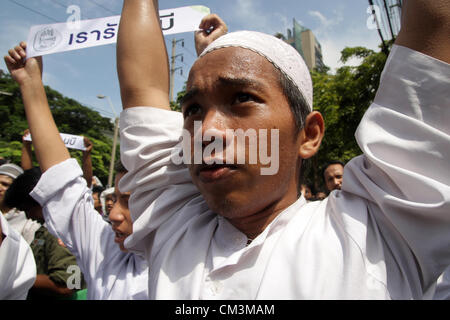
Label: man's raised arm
xmin=4 ymin=42 xmax=70 ymax=172
xmin=117 ymin=0 xmax=170 ymax=110
xmin=395 ymin=0 xmax=450 ymax=63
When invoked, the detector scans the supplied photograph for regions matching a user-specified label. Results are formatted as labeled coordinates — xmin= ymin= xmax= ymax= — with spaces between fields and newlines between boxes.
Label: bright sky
xmin=0 ymin=0 xmax=386 ymax=120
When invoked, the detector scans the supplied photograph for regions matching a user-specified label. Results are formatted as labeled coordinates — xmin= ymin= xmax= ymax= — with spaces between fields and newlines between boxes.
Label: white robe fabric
xmin=3 ymin=208 xmax=41 ymax=245
xmin=31 ymin=162 xmax=149 ymax=300
xmin=0 ymin=213 xmax=36 ymax=300
xmin=434 ymin=266 xmax=450 ymax=300
xmin=117 ymin=44 xmax=450 ymax=299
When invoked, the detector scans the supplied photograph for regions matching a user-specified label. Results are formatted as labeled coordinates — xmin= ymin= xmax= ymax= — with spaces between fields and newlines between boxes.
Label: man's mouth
xmin=113 ymin=229 xmax=127 ymax=243
xmin=196 ymin=163 xmax=237 ymax=183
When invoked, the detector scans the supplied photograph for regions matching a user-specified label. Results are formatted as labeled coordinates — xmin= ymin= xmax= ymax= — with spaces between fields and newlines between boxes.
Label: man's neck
xmin=227 ymin=191 xmax=299 ymax=241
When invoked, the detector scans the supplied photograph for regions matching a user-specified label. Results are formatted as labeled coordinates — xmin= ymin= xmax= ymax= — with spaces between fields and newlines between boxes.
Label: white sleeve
xmin=343 ymin=45 xmax=450 ymax=290
xmin=434 ymin=266 xmax=450 ymax=300
xmin=0 ymin=213 xmax=36 ymax=300
xmin=119 ymin=107 xmax=200 ymax=255
xmin=30 ymin=159 xmax=120 ymax=276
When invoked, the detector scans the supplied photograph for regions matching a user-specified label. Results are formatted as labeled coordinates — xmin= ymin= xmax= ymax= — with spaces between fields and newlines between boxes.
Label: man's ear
xmin=298 ymin=111 xmax=325 ymax=159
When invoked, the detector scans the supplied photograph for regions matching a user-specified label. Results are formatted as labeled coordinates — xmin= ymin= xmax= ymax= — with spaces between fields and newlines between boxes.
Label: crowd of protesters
xmin=1 ymin=0 xmax=449 ymax=301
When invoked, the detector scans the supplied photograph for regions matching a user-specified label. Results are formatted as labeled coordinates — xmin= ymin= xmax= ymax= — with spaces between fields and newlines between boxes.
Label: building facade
xmin=277 ymin=19 xmax=325 ymax=71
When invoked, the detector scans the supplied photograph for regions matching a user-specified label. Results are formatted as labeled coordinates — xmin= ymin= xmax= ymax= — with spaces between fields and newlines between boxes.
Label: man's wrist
xmin=18 ymin=74 xmax=43 ymax=87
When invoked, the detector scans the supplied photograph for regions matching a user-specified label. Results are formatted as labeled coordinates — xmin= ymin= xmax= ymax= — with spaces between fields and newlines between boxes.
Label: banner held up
xmin=26 ymin=6 xmax=210 ymax=59
xmin=24 ymin=132 xmax=87 ymax=151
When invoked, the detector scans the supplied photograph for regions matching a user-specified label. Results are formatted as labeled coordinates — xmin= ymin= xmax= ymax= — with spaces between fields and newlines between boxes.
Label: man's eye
xmin=234 ymin=93 xmax=253 ymax=104
xmin=183 ymin=104 xmax=201 ymax=118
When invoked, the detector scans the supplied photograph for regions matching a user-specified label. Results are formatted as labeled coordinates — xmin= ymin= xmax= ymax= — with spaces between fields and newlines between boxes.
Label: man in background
xmin=322 ymin=160 xmax=344 ymax=193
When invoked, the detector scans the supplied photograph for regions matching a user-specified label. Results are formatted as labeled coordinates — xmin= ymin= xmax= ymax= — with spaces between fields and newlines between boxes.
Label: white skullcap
xmin=0 ymin=163 xmax=24 ymax=180
xmin=199 ymin=30 xmax=313 ymax=112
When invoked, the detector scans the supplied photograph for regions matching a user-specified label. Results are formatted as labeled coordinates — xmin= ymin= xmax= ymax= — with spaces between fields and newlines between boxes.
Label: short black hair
xmin=114 ymin=160 xmax=127 ymax=174
xmin=278 ymin=70 xmax=310 ymax=133
xmin=4 ymin=167 xmax=42 ymax=211
xmin=277 ymin=70 xmax=311 ymax=190
xmin=322 ymin=160 xmax=345 ymax=180
xmin=92 ymin=185 xmax=105 ymax=195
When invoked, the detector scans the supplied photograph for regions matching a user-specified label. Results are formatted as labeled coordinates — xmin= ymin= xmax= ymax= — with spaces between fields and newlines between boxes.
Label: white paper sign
xmin=24 ymin=132 xmax=87 ymax=151
xmin=26 ymin=5 xmax=210 ymax=58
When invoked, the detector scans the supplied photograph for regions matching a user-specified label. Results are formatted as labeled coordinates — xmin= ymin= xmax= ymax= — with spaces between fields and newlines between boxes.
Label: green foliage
xmin=170 ymin=100 xmax=181 ymax=112
xmin=303 ymin=43 xmax=391 ymax=193
xmin=0 ymin=70 xmax=116 ymax=185
xmin=170 ymin=82 xmax=187 ymax=113
xmin=0 ymin=141 xmax=23 ymax=164
xmin=68 ymin=136 xmax=116 ymax=182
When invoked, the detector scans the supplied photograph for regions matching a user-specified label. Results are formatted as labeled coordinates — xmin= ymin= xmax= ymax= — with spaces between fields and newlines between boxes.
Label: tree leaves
xmin=0 ymin=71 xmax=115 ymax=185
xmin=303 ymin=42 xmax=391 ymax=193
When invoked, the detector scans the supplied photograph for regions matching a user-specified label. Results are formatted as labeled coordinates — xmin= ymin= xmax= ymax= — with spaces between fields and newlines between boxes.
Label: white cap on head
xmin=0 ymin=163 xmax=24 ymax=180
xmin=199 ymin=30 xmax=313 ymax=112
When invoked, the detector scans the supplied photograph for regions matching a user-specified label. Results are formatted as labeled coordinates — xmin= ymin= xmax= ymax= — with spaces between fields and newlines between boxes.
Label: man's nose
xmin=201 ymin=109 xmax=228 ymax=140
xmin=196 ymin=109 xmax=230 ymax=156
xmin=109 ymin=204 xmax=124 ymax=222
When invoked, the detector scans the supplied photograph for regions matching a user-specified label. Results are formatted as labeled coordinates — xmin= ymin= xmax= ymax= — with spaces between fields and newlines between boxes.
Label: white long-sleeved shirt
xmin=0 ymin=212 xmax=36 ymax=299
xmin=3 ymin=208 xmax=41 ymax=245
xmin=434 ymin=266 xmax=450 ymax=300
xmin=119 ymin=45 xmax=450 ymax=299
xmin=31 ymin=161 xmax=148 ymax=300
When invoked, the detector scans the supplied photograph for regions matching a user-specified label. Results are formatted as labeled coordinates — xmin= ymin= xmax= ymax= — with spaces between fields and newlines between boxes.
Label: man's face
xmin=105 ymin=194 xmax=116 ymax=215
xmin=301 ymin=185 xmax=313 ymax=200
xmin=324 ymin=164 xmax=344 ymax=192
xmin=315 ymin=192 xmax=327 ymax=200
xmin=0 ymin=174 xmax=13 ymax=205
xmin=109 ymin=172 xmax=132 ymax=252
xmin=182 ymin=47 xmax=302 ymax=223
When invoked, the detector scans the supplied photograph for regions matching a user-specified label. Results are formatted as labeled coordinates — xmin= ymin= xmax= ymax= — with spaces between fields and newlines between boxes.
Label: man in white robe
xmin=113 ymin=0 xmax=450 ymax=299
xmin=2 ymin=12 xmax=228 ymax=300
xmin=0 ymin=213 xmax=36 ymax=299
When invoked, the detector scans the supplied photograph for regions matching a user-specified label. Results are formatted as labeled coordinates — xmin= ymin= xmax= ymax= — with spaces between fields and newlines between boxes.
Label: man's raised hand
xmin=83 ymin=137 xmax=93 ymax=154
xmin=195 ymin=14 xmax=228 ymax=56
xmin=4 ymin=42 xmax=43 ymax=85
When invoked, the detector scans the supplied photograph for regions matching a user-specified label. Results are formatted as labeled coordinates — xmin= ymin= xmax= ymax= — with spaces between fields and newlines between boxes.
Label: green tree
xmin=170 ymin=82 xmax=187 ymax=113
xmin=303 ymin=42 xmax=392 ymax=193
xmin=0 ymin=70 xmax=116 ymax=185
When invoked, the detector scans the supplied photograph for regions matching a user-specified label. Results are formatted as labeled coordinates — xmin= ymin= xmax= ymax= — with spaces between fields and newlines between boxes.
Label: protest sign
xmin=26 ymin=5 xmax=210 ymax=58
xmin=24 ymin=132 xmax=87 ymax=151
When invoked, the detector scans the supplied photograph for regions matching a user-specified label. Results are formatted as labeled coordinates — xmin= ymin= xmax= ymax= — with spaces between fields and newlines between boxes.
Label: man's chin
xmin=203 ymin=192 xmax=257 ymax=220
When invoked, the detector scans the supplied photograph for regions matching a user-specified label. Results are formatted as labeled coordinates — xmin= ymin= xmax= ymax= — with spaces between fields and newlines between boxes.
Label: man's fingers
xmin=8 ymin=48 xmax=21 ymax=61
xmin=4 ymin=55 xmax=16 ymax=66
xmin=199 ymin=14 xmax=219 ymax=31
xmin=204 ymin=14 xmax=226 ymax=30
xmin=15 ymin=45 xmax=26 ymax=59
xmin=198 ymin=14 xmax=227 ymax=38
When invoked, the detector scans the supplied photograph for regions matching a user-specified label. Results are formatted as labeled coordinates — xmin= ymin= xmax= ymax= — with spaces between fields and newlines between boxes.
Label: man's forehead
xmin=197 ymin=30 xmax=313 ymax=111
xmin=191 ymin=47 xmax=278 ymax=79
xmin=0 ymin=174 xmax=13 ymax=182
xmin=187 ymin=47 xmax=280 ymax=95
xmin=325 ymin=164 xmax=344 ymax=174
